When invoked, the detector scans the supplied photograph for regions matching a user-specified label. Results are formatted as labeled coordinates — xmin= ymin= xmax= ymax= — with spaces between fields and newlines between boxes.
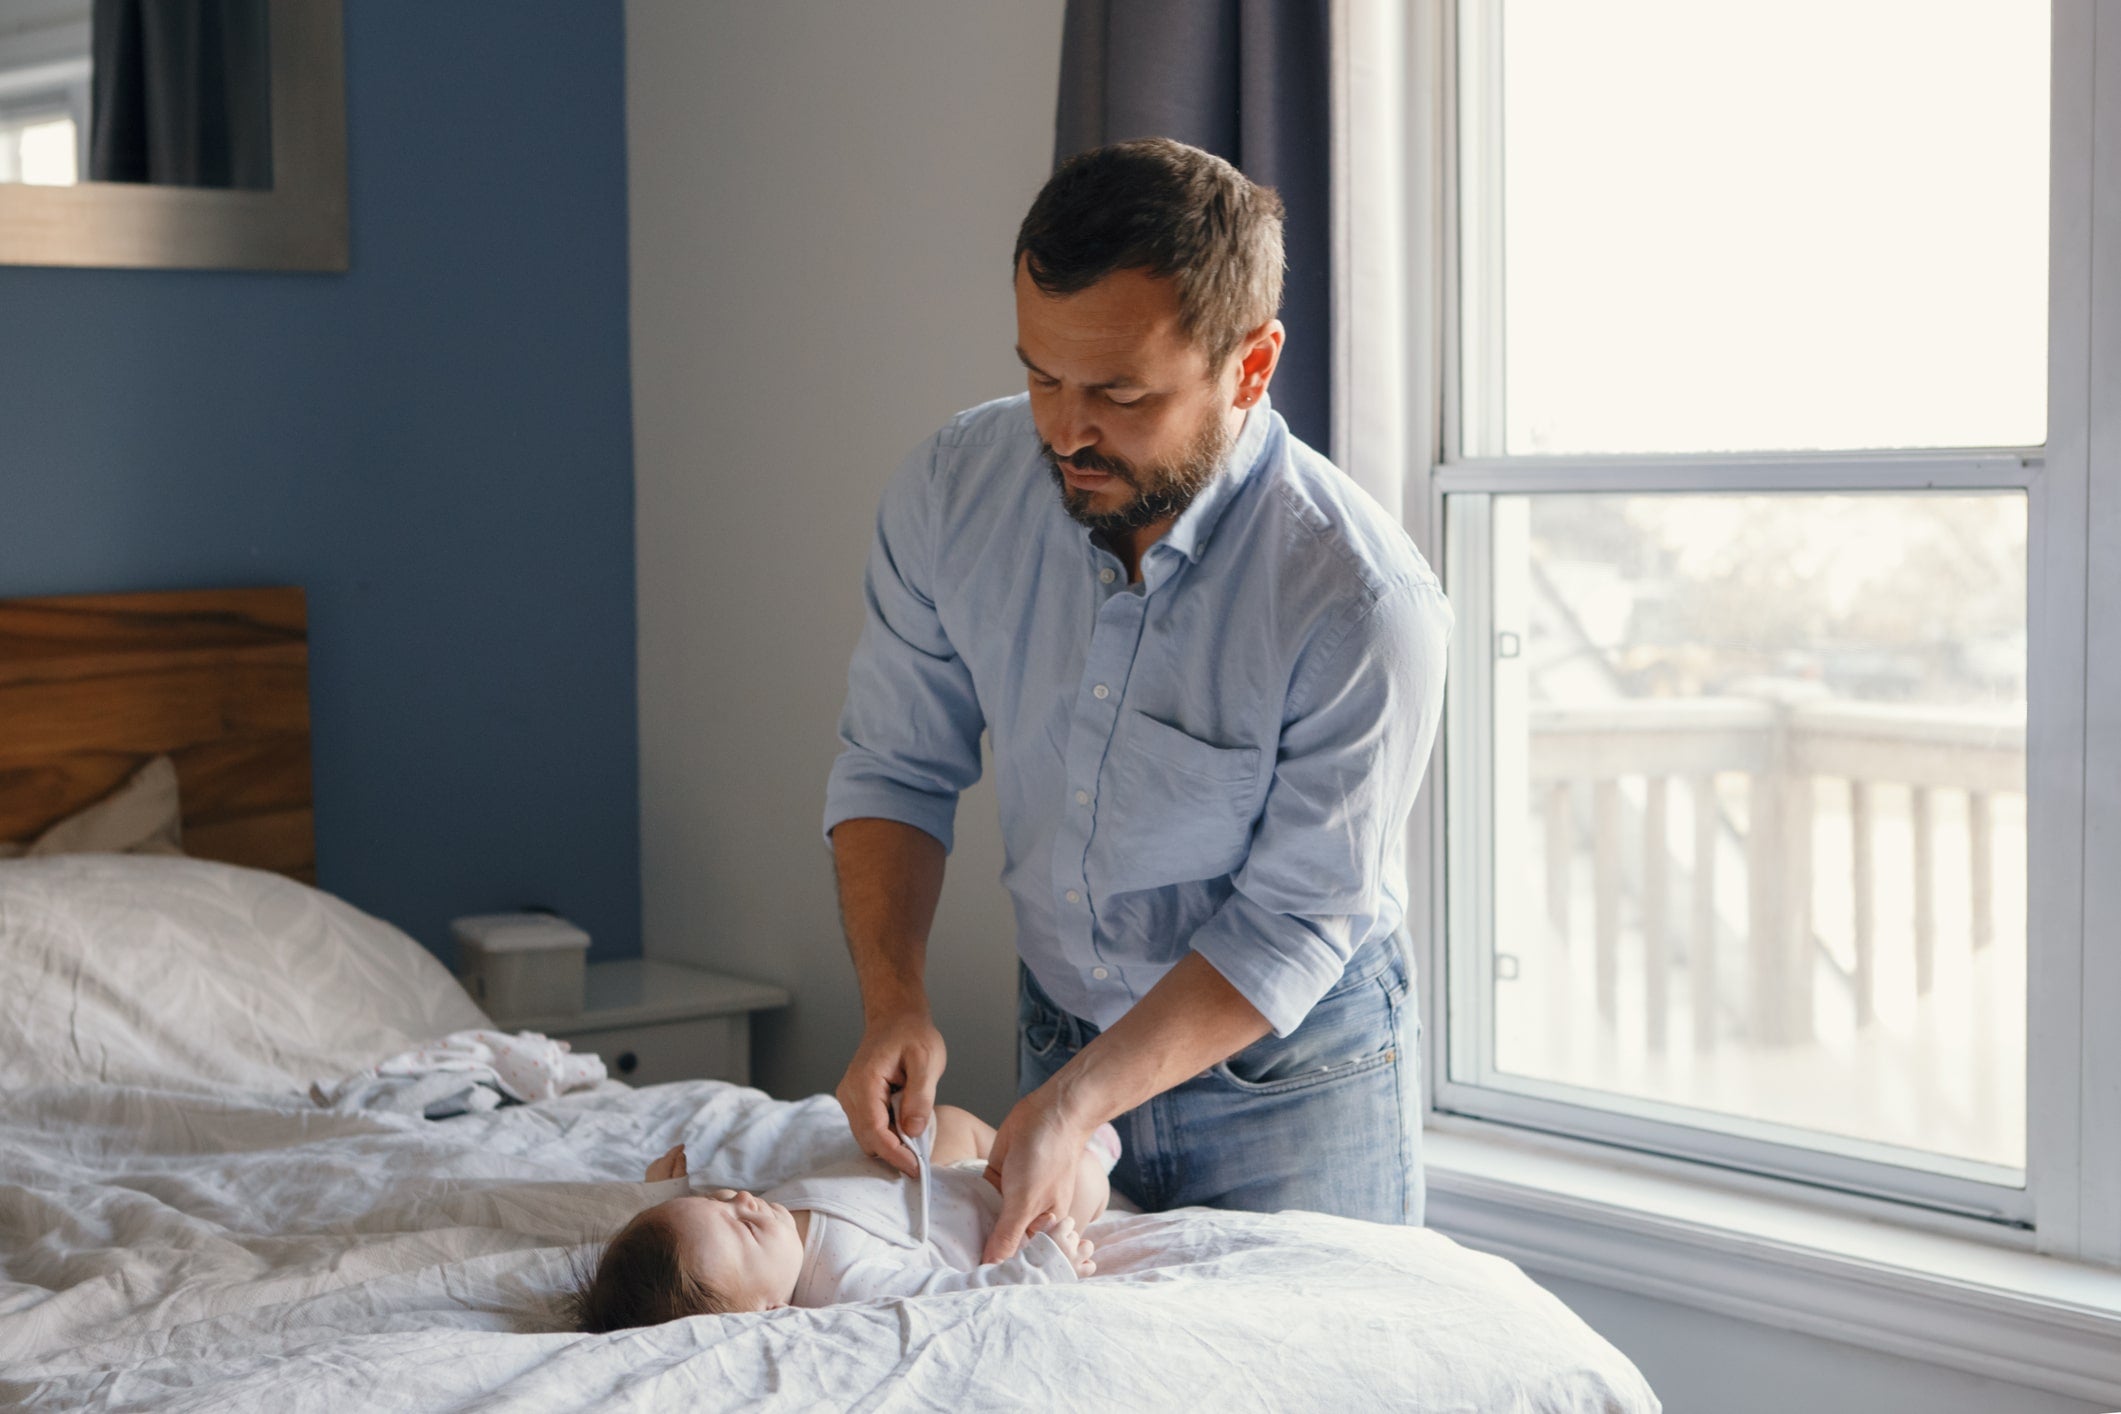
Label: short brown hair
xmin=564 ymin=1211 xmax=731 ymax=1333
xmin=1014 ymin=138 xmax=1285 ymax=367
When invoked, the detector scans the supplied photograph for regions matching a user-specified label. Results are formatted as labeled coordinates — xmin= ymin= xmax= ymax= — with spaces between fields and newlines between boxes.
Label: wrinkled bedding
xmin=0 ymin=1078 xmax=1659 ymax=1412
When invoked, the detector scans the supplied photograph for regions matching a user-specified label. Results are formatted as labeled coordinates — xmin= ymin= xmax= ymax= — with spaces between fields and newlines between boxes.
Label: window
xmin=1458 ymin=1 xmax=2048 ymax=459
xmin=0 ymin=11 xmax=92 ymax=188
xmin=1431 ymin=0 xmax=2115 ymax=1249
xmin=0 ymin=105 xmax=79 ymax=186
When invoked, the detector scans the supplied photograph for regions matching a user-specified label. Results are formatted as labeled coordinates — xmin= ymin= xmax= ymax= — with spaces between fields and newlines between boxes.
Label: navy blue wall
xmin=0 ymin=2 xmax=642 ymax=966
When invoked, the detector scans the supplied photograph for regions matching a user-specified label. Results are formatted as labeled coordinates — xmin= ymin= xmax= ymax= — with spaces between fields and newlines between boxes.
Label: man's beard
xmin=1041 ymin=411 xmax=1236 ymax=540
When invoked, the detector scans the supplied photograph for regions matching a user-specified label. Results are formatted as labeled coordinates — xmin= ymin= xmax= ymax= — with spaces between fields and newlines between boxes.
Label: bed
xmin=0 ymin=587 xmax=1659 ymax=1411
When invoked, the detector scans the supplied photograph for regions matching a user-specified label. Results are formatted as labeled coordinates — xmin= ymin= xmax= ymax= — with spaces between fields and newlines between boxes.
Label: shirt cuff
xmin=822 ymin=771 xmax=959 ymax=854
xmin=1187 ymin=890 xmax=1352 ymax=1038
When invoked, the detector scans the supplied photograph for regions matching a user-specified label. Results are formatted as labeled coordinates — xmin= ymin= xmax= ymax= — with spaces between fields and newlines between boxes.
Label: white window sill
xmin=1423 ymin=1119 xmax=2121 ymax=1407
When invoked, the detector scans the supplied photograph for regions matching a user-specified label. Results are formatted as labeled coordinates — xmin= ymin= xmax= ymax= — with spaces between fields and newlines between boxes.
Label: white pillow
xmin=0 ymin=755 xmax=184 ymax=860
xmin=0 ymin=855 xmax=491 ymax=1095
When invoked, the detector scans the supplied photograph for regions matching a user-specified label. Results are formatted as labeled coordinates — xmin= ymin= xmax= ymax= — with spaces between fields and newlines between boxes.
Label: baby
xmin=569 ymin=1104 xmax=1118 ymax=1331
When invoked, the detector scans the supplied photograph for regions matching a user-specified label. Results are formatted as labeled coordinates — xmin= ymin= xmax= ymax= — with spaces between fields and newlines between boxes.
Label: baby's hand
xmin=1030 ymin=1212 xmax=1096 ymax=1278
xmin=645 ymin=1144 xmax=687 ymax=1182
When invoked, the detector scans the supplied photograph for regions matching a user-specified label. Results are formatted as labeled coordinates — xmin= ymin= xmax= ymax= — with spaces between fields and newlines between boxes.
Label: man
xmin=824 ymin=138 xmax=1450 ymax=1264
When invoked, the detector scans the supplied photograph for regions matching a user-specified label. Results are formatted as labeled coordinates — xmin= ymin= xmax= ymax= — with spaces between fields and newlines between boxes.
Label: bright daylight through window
xmin=1446 ymin=0 xmax=2045 ymax=1197
xmin=0 ymin=109 xmax=75 ymax=185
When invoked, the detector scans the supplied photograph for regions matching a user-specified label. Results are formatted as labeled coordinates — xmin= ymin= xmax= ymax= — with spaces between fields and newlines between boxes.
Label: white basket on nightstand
xmin=452 ymin=912 xmax=590 ymax=1020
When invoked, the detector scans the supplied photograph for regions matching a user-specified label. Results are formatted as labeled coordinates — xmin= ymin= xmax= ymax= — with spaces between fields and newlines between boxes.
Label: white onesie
xmin=758 ymin=1119 xmax=1079 ymax=1305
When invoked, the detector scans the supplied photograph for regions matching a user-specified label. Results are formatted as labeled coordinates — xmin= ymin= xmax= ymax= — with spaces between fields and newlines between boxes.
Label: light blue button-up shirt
xmin=824 ymin=393 xmax=1451 ymax=1038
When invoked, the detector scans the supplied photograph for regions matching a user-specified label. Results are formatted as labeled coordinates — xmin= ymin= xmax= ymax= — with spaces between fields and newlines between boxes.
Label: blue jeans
xmin=1017 ymin=937 xmax=1424 ymax=1225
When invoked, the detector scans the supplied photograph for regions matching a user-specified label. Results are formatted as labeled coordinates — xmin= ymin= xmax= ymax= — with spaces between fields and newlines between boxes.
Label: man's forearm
xmin=830 ymin=817 xmax=947 ymax=1019
xmin=1044 ymin=953 xmax=1271 ymax=1127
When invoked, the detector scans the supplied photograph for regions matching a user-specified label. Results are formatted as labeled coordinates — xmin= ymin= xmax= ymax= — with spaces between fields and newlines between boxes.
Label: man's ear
xmin=1232 ymin=318 xmax=1286 ymax=408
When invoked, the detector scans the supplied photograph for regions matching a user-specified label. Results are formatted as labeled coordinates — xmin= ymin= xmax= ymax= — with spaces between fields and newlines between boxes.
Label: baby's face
xmin=649 ymin=1189 xmax=804 ymax=1310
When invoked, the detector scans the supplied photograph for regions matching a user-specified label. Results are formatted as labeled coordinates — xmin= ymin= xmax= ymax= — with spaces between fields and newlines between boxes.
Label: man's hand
xmin=836 ymin=1010 xmax=947 ymax=1179
xmin=983 ymin=953 xmax=1272 ymax=1262
xmin=645 ymin=1144 xmax=687 ymax=1182
xmin=981 ymin=1081 xmax=1094 ymax=1263
xmin=1027 ymin=1212 xmax=1097 ymax=1277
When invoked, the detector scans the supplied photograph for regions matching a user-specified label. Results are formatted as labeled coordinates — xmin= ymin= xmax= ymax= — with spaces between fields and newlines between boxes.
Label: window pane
xmin=1458 ymin=1 xmax=2049 ymax=457
xmin=14 ymin=115 xmax=78 ymax=186
xmin=1481 ymin=492 xmax=2026 ymax=1173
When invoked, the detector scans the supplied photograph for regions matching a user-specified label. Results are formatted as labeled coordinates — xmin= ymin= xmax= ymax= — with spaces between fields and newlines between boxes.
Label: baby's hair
xmin=564 ymin=1210 xmax=732 ymax=1333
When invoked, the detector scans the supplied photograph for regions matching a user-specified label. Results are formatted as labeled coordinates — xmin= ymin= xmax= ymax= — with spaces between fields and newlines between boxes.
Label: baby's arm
xmin=824 ymin=1217 xmax=1094 ymax=1302
xmin=645 ymin=1145 xmax=687 ymax=1182
xmin=1030 ymin=1214 xmax=1098 ymax=1276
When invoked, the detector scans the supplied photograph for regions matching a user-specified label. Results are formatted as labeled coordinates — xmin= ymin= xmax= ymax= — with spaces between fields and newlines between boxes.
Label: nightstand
xmin=495 ymin=959 xmax=790 ymax=1087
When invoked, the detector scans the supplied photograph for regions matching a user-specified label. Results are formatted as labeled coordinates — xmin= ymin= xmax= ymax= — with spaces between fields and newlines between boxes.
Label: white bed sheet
xmin=0 ymin=1079 xmax=1659 ymax=1412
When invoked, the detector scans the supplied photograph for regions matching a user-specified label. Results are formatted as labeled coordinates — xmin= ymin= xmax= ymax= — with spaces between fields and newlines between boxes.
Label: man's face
xmin=1013 ymin=261 xmax=1240 ymax=539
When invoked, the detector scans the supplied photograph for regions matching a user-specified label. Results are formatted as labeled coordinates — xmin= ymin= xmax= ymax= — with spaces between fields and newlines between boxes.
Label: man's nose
xmin=1045 ymin=394 xmax=1099 ymax=459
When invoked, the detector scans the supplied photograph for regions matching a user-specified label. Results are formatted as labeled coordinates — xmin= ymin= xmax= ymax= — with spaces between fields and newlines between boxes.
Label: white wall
xmin=626 ymin=0 xmax=1063 ymax=1120
xmin=623 ymin=9 xmax=2101 ymax=1410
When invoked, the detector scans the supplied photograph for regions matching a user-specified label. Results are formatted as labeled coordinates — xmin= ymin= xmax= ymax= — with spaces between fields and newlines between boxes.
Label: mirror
xmin=0 ymin=0 xmax=342 ymax=269
xmin=0 ymin=0 xmax=271 ymax=190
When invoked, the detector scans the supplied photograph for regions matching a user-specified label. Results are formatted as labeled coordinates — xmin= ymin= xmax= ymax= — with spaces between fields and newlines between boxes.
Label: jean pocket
xmin=1018 ymin=974 xmax=1064 ymax=1058
xmin=1022 ymin=1016 xmax=1062 ymax=1058
xmin=1210 ymin=1043 xmax=1396 ymax=1096
xmin=1211 ymin=976 xmax=1399 ymax=1095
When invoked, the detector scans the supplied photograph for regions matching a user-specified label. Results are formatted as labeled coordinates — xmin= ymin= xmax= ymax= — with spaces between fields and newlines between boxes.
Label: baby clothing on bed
xmin=309 ymin=1029 xmax=607 ymax=1119
xmin=759 ymin=1118 xmax=1079 ymax=1304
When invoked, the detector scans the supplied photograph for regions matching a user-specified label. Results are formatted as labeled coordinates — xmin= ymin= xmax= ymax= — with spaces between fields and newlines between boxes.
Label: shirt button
xmin=1093 ymin=684 xmax=1110 ymax=700
xmin=1075 ymin=789 xmax=1089 ymax=805
xmin=1065 ymin=889 xmax=1080 ymax=904
xmin=1099 ymin=568 xmax=1116 ymax=584
xmin=1092 ymin=966 xmax=1109 ymax=980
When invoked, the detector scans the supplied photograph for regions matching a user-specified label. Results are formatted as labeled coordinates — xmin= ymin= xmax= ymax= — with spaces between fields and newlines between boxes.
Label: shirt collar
xmin=1157 ymin=393 xmax=1275 ymax=565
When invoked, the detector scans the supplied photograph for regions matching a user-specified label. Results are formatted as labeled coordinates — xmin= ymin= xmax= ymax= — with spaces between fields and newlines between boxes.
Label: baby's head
xmin=568 ymin=1189 xmax=805 ymax=1333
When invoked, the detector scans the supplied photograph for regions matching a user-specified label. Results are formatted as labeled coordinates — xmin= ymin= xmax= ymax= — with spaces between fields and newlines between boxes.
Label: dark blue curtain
xmin=90 ymin=0 xmax=272 ymax=189
xmin=1054 ymin=0 xmax=1332 ymax=454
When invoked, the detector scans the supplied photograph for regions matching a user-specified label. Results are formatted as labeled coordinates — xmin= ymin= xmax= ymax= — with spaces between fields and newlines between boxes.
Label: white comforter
xmin=0 ymin=1078 xmax=1659 ymax=1412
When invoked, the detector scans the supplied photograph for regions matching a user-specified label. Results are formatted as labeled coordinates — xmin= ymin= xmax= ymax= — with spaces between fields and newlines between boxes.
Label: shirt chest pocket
xmin=1091 ymin=711 xmax=1262 ymax=896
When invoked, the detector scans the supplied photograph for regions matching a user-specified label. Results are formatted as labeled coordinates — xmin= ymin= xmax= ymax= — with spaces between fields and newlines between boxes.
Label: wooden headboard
xmin=0 ymin=587 xmax=315 ymax=881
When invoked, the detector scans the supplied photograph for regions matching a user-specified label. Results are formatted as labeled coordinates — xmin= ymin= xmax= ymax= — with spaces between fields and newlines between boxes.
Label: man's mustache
xmin=1040 ymin=442 xmax=1138 ymax=485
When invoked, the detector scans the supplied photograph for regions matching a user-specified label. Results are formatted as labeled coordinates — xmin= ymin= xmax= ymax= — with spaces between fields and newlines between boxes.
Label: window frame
xmin=0 ymin=12 xmax=92 ymax=184
xmin=1415 ymin=0 xmax=2120 ymax=1266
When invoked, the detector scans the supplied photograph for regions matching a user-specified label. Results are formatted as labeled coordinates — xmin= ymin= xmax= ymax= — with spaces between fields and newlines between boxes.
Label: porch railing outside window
xmin=1514 ymin=695 xmax=2025 ymax=1170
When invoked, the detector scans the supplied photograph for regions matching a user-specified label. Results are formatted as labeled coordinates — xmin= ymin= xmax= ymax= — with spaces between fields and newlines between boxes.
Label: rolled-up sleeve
xmin=823 ymin=438 xmax=986 ymax=854
xmin=1187 ymin=578 xmax=1452 ymax=1036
